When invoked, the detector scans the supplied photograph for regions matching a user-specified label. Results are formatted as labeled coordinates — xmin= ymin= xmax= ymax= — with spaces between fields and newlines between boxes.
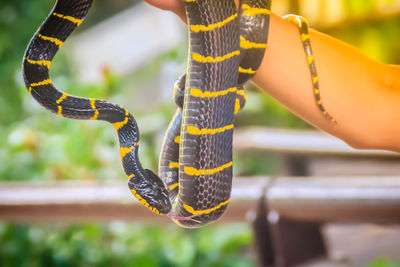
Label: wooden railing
xmin=234 ymin=127 xmax=400 ymax=176
xmin=1 ymin=177 xmax=400 ymax=223
xmin=2 ymin=127 xmax=400 ymax=267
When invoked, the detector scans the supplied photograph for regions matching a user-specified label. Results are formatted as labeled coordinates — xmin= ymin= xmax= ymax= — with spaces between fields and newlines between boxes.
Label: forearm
xmin=252 ymin=13 xmax=400 ymax=151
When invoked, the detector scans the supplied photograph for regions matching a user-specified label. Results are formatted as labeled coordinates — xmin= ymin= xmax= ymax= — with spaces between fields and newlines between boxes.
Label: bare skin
xmin=144 ymin=0 xmax=400 ymax=151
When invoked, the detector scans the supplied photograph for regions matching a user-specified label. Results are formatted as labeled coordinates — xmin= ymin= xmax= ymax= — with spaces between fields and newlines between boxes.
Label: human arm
xmin=144 ymin=0 xmax=400 ymax=151
xmin=254 ymin=13 xmax=400 ymax=150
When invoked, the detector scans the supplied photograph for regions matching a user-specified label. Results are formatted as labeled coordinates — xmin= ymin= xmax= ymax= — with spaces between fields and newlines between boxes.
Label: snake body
xmin=23 ymin=0 xmax=332 ymax=228
xmin=159 ymin=0 xmax=271 ymax=227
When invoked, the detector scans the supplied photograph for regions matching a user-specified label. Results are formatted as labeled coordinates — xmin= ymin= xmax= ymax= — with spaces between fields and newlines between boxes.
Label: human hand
xmin=144 ymin=0 xmax=240 ymax=22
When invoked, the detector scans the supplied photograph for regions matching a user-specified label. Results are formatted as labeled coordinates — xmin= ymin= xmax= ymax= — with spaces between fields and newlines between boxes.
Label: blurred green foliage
xmin=369 ymin=258 xmax=400 ymax=267
xmin=330 ymin=15 xmax=400 ymax=64
xmin=0 ymin=223 xmax=254 ymax=267
xmin=0 ymin=0 xmax=399 ymax=265
xmin=0 ymin=0 xmax=52 ymax=126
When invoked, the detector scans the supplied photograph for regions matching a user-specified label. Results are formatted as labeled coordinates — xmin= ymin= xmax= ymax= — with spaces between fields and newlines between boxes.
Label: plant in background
xmin=0 ymin=0 xmax=399 ymax=265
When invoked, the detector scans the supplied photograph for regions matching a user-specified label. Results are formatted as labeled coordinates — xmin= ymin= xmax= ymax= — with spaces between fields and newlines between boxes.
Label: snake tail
xmin=23 ymin=0 xmax=171 ymax=215
xmin=284 ymin=15 xmax=336 ymax=123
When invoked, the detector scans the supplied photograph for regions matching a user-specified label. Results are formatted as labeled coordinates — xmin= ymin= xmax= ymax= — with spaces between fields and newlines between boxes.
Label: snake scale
xmin=23 ymin=0 xmax=334 ymax=228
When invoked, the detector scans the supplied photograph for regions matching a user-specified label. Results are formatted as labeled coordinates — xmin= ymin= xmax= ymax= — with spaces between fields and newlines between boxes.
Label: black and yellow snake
xmin=23 ymin=0 xmax=334 ymax=228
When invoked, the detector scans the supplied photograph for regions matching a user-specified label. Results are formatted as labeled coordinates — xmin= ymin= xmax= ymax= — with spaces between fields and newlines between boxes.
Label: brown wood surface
xmin=1 ymin=177 xmax=400 ymax=224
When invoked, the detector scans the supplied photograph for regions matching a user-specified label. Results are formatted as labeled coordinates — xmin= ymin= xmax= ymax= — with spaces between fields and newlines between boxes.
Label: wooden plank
xmin=1 ymin=177 xmax=400 ymax=223
xmin=0 ymin=178 xmax=268 ymax=223
xmin=233 ymin=127 xmax=400 ymax=157
xmin=307 ymin=157 xmax=400 ymax=176
xmin=268 ymin=177 xmax=400 ymax=223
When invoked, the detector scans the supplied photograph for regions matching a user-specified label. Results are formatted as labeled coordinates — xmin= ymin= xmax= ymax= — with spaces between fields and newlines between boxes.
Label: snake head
xmin=128 ymin=169 xmax=172 ymax=215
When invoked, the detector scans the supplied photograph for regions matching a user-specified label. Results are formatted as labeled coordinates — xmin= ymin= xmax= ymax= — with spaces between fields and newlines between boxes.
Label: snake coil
xmin=23 ymin=0 xmax=332 ymax=228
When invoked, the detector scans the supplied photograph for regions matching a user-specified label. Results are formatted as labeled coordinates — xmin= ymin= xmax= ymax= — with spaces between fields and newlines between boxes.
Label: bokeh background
xmin=1 ymin=0 xmax=400 ymax=266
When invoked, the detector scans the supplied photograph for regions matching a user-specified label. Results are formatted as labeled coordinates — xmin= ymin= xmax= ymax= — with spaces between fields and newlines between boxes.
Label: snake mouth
xmin=166 ymin=200 xmax=206 ymax=228
xmin=167 ymin=214 xmax=208 ymax=229
xmin=167 ymin=198 xmax=229 ymax=228
xmin=169 ymin=215 xmax=225 ymax=228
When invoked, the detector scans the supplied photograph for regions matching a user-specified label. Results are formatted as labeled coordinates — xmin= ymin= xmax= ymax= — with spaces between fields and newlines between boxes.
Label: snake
xmin=23 ymin=0 xmax=334 ymax=228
